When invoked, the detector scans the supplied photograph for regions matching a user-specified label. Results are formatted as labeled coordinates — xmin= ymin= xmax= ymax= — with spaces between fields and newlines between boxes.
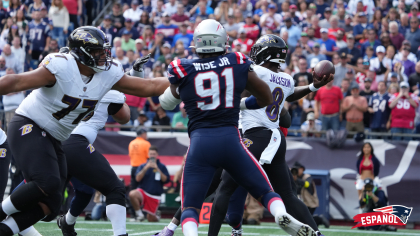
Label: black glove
xmin=133 ymin=53 xmax=151 ymax=72
xmin=59 ymin=47 xmax=70 ymax=53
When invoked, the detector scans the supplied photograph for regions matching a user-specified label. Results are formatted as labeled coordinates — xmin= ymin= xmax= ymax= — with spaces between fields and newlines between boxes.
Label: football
xmin=313 ymin=60 xmax=335 ymax=80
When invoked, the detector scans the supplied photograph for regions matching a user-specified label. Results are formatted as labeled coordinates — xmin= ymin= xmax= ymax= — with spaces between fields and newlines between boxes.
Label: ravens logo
xmin=73 ymin=32 xmax=99 ymax=45
xmin=243 ymin=138 xmax=253 ymax=148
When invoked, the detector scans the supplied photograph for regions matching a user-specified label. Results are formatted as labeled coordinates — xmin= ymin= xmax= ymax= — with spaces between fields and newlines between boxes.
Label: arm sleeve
xmin=107 ymin=103 xmax=124 ymax=115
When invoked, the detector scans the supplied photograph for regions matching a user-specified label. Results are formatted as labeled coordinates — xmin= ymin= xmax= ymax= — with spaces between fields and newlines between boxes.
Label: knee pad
xmin=181 ymin=208 xmax=199 ymax=226
xmin=105 ymin=186 xmax=125 ymax=207
xmin=226 ymin=213 xmax=243 ymax=230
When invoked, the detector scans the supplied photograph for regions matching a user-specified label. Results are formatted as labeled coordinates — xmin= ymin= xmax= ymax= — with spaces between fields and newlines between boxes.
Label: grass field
xmin=32 ymin=219 xmax=420 ymax=236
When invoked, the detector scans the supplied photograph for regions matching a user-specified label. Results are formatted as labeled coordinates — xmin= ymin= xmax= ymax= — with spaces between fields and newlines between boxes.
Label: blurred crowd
xmin=1 ymin=0 xmax=420 ymax=139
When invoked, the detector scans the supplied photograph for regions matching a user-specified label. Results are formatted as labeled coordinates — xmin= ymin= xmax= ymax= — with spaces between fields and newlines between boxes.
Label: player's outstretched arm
xmin=112 ymin=75 xmax=170 ymax=98
xmin=243 ymin=70 xmax=273 ymax=108
xmin=0 ymin=67 xmax=56 ymax=95
xmin=112 ymin=103 xmax=130 ymax=124
xmin=287 ymin=72 xmax=334 ymax=102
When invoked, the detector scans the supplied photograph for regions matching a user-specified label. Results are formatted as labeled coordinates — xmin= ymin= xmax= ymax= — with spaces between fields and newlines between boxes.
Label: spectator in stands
xmin=133 ymin=110 xmax=152 ymax=129
xmin=157 ymin=42 xmax=171 ymax=63
xmin=394 ymin=40 xmax=417 ymax=64
xmin=192 ymin=1 xmax=209 ymax=20
xmin=338 ymin=34 xmax=361 ymax=66
xmin=307 ymin=43 xmax=326 ymax=65
xmin=39 ymin=39 xmax=59 ymax=62
xmin=335 ymin=30 xmax=347 ymax=49
xmin=5 ymin=24 xmax=19 ymax=45
xmin=137 ymin=11 xmax=153 ymax=35
xmin=360 ymin=78 xmax=375 ymax=127
xmin=232 ymin=28 xmax=253 ymax=54
xmin=0 ymin=1 xmax=9 ymax=30
xmin=224 ymin=15 xmax=239 ymax=42
xmin=334 ymin=52 xmax=349 ymax=87
xmin=408 ymin=62 xmax=420 ymax=93
xmin=399 ymin=48 xmax=416 ymax=79
xmin=281 ymin=17 xmax=301 ymax=48
xmin=389 ymin=21 xmax=404 ymax=51
xmin=151 ymin=0 xmax=165 ymax=26
xmin=153 ymin=107 xmax=171 ymax=128
xmin=318 ymin=7 xmax=332 ymax=29
xmin=62 ymin=0 xmax=81 ymax=29
xmin=399 ymin=13 xmax=409 ymax=35
xmin=341 ymin=78 xmax=351 ymax=97
xmin=28 ymin=0 xmax=46 ymax=17
xmin=409 ymin=3 xmax=420 ymax=21
xmin=259 ymin=4 xmax=281 ymax=35
xmin=121 ymin=30 xmax=136 ymax=52
xmin=138 ymin=0 xmax=151 ymax=13
xmin=353 ymin=13 xmax=372 ymax=41
xmin=362 ymin=29 xmax=381 ymax=57
xmin=342 ymin=83 xmax=368 ymax=132
xmin=118 ymin=18 xmax=139 ymax=39
xmin=110 ymin=3 xmax=124 ymax=30
xmin=129 ymin=146 xmax=169 ymax=222
xmin=10 ymin=36 xmax=24 ymax=66
xmin=293 ymin=58 xmax=313 ymax=84
xmin=163 ymin=0 xmax=177 ymax=15
xmin=155 ymin=12 xmax=179 ymax=45
xmin=28 ymin=10 xmax=50 ymax=69
xmin=341 ymin=15 xmax=353 ymax=33
xmin=171 ymin=4 xmax=189 ymax=27
xmin=48 ymin=0 xmax=69 ymax=47
xmin=2 ymin=69 xmax=24 ymax=132
xmin=126 ymin=94 xmax=147 ymax=124
xmin=300 ymin=89 xmax=316 ymax=124
xmin=123 ymin=0 xmax=141 ymax=23
xmin=1 ymin=44 xmax=21 ymax=73
xmin=0 ymin=56 xmax=6 ymax=77
xmin=368 ymin=46 xmax=388 ymax=83
xmin=388 ymin=81 xmax=419 ymax=140
xmin=368 ymin=81 xmax=391 ymax=136
xmin=129 ymin=128 xmax=151 ymax=190
xmin=172 ymin=102 xmax=188 ymax=130
xmin=14 ymin=9 xmax=27 ymax=35
xmin=405 ymin=17 xmax=420 ymax=54
xmin=314 ymin=81 xmax=343 ymax=131
xmin=242 ymin=13 xmax=259 ymax=41
xmin=172 ymin=22 xmax=193 ymax=49
xmin=115 ymin=47 xmax=129 ymax=70
xmin=301 ymin=112 xmax=322 ymax=137
xmin=318 ymin=28 xmax=337 ymax=61
xmin=98 ymin=15 xmax=118 ymax=47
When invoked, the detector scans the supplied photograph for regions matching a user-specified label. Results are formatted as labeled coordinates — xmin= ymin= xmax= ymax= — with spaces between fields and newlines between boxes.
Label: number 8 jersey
xmin=16 ymin=53 xmax=125 ymax=141
xmin=240 ymin=65 xmax=295 ymax=133
xmin=168 ymin=52 xmax=252 ymax=134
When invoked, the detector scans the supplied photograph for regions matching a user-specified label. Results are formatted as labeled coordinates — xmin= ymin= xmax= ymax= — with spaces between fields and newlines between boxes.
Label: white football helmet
xmin=190 ymin=19 xmax=229 ymax=54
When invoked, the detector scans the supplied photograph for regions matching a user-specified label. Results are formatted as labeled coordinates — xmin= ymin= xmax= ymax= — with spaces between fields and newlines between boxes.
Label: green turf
xmin=33 ymin=219 xmax=420 ymax=236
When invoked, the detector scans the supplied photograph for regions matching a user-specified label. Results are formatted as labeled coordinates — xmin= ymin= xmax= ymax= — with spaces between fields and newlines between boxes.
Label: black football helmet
xmin=249 ymin=34 xmax=288 ymax=65
xmin=68 ymin=26 xmax=112 ymax=72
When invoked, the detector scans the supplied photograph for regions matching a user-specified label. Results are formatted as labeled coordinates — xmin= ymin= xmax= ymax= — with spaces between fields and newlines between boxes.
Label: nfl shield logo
xmin=273 ymin=137 xmax=277 ymax=142
xmin=277 ymin=53 xmax=280 ymax=57
xmin=83 ymin=87 xmax=87 ymax=92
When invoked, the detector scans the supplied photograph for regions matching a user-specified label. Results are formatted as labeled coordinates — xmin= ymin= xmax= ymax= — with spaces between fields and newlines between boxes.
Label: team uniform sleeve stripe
xmin=170 ymin=61 xmax=183 ymax=79
xmin=177 ymin=59 xmax=188 ymax=76
xmin=235 ymin=52 xmax=241 ymax=64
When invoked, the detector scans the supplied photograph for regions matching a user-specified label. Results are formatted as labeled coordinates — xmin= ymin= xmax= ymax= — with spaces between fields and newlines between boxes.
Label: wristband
xmin=240 ymin=96 xmax=263 ymax=110
xmin=309 ymin=83 xmax=319 ymax=92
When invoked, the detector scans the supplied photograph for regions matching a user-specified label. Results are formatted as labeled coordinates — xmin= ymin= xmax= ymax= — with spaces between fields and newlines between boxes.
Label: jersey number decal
xmin=194 ymin=68 xmax=234 ymax=110
xmin=52 ymin=95 xmax=98 ymax=124
xmin=372 ymin=99 xmax=386 ymax=112
xmin=265 ymin=87 xmax=284 ymax=122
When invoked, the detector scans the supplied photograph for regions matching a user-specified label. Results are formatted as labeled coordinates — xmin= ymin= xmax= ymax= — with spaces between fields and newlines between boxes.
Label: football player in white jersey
xmin=0 ymin=26 xmax=169 ymax=236
xmin=0 ymin=128 xmax=10 ymax=202
xmin=18 ymin=89 xmax=130 ymax=236
xmin=208 ymin=35 xmax=333 ymax=236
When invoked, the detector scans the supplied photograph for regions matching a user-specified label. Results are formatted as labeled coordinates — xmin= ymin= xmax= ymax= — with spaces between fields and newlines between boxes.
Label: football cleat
xmin=231 ymin=228 xmax=242 ymax=236
xmin=276 ymin=213 xmax=317 ymax=236
xmin=57 ymin=215 xmax=77 ymax=236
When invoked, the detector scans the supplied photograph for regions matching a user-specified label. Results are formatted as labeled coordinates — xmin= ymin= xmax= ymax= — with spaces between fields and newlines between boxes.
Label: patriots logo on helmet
xmin=74 ymin=32 xmax=99 ymax=45
xmin=374 ymin=205 xmax=413 ymax=224
xmin=256 ymin=35 xmax=276 ymax=45
xmin=243 ymin=138 xmax=253 ymax=148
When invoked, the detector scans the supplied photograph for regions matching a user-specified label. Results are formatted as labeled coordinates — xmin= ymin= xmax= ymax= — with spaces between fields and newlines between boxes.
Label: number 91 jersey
xmin=16 ymin=53 xmax=125 ymax=141
xmin=240 ymin=65 xmax=295 ymax=133
xmin=168 ymin=52 xmax=252 ymax=134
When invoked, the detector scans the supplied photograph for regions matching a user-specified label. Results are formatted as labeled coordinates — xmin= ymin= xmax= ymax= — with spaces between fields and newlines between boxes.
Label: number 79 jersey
xmin=16 ymin=53 xmax=125 ymax=141
xmin=240 ymin=65 xmax=295 ymax=133
xmin=168 ymin=52 xmax=252 ymax=134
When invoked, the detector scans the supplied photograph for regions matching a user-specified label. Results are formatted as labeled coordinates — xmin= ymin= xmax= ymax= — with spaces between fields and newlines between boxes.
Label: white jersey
xmin=0 ymin=129 xmax=6 ymax=145
xmin=72 ymin=90 xmax=126 ymax=144
xmin=240 ymin=65 xmax=295 ymax=132
xmin=16 ymin=53 xmax=125 ymax=141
